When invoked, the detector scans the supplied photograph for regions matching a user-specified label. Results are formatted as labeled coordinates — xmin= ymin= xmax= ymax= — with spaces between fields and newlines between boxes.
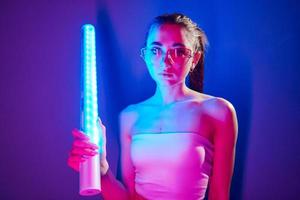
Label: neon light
xmin=79 ymin=24 xmax=101 ymax=196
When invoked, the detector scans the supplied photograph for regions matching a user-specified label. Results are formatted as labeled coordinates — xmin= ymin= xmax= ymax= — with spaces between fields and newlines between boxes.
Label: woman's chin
xmin=156 ymin=79 xmax=181 ymax=87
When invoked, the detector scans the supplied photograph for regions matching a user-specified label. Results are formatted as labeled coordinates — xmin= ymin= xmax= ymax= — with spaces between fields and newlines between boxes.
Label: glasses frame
xmin=140 ymin=46 xmax=193 ymax=65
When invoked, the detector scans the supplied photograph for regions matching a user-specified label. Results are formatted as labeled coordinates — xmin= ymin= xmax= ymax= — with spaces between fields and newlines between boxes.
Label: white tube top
xmin=131 ymin=132 xmax=214 ymax=200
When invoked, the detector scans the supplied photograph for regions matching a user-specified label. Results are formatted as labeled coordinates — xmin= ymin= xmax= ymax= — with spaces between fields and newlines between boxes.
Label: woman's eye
xmin=176 ymin=48 xmax=186 ymax=56
xmin=150 ymin=47 xmax=161 ymax=55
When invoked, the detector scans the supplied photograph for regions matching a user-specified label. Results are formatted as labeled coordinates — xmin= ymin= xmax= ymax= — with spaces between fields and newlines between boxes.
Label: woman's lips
xmin=159 ymin=72 xmax=173 ymax=77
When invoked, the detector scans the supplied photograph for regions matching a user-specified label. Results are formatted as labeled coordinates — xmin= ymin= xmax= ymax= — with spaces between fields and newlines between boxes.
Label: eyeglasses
xmin=140 ymin=47 xmax=193 ymax=65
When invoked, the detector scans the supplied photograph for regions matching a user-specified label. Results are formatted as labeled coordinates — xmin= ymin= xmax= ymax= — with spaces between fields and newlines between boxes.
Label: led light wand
xmin=79 ymin=24 xmax=102 ymax=196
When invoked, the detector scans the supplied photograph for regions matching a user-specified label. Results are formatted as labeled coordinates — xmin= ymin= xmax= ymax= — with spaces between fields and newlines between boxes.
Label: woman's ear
xmin=192 ymin=51 xmax=202 ymax=65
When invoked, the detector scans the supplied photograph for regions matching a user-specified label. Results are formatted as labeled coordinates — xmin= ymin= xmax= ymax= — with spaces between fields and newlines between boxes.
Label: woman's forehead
xmin=146 ymin=24 xmax=194 ymax=48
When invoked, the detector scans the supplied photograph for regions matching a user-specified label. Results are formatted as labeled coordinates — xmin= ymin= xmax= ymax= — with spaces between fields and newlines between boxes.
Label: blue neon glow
xmin=81 ymin=24 xmax=102 ymax=151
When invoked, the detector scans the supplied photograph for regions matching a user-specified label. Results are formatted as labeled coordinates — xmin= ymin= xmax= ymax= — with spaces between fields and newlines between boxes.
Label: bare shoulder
xmin=201 ymin=96 xmax=237 ymax=122
xmin=202 ymin=96 xmax=238 ymax=144
xmin=118 ymin=97 xmax=158 ymax=127
xmin=119 ymin=104 xmax=139 ymax=117
xmin=119 ymin=104 xmax=140 ymax=137
xmin=119 ymin=101 xmax=147 ymax=118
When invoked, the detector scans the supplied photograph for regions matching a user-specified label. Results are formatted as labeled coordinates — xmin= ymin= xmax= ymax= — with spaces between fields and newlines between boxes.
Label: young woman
xmin=68 ymin=13 xmax=238 ymax=200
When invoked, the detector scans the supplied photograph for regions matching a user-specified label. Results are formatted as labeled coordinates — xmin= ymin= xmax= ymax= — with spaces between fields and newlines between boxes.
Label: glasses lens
xmin=142 ymin=47 xmax=161 ymax=64
xmin=169 ymin=48 xmax=192 ymax=63
xmin=141 ymin=47 xmax=192 ymax=65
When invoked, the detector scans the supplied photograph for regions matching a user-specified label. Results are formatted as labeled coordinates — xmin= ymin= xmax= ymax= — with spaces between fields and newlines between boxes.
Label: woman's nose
xmin=161 ymin=52 xmax=174 ymax=66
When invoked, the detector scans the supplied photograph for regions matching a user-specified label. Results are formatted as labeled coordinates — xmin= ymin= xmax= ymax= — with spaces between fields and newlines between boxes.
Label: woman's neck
xmin=153 ymin=82 xmax=192 ymax=105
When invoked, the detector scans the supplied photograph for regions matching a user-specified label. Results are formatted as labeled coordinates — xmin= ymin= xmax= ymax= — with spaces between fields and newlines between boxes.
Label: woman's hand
xmin=67 ymin=118 xmax=109 ymax=175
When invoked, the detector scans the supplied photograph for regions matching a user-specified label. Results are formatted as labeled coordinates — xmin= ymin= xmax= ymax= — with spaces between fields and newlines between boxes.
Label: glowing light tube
xmin=79 ymin=24 xmax=101 ymax=196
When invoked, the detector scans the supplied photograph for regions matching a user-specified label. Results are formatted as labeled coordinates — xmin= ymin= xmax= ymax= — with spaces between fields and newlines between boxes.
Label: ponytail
xmin=189 ymin=54 xmax=204 ymax=93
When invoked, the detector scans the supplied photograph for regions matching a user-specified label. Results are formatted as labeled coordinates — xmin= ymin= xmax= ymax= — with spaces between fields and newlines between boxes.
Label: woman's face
xmin=143 ymin=23 xmax=200 ymax=87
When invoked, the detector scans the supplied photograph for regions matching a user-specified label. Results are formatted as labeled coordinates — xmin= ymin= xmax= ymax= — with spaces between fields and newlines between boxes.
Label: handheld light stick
xmin=79 ymin=24 xmax=102 ymax=196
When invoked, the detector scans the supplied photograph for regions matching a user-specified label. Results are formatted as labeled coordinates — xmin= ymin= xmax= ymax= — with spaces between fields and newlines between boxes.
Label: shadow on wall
xmin=205 ymin=48 xmax=252 ymax=200
xmin=96 ymin=7 xmax=126 ymax=180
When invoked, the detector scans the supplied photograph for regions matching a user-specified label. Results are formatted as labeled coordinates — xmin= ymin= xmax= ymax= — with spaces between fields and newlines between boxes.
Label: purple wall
xmin=0 ymin=1 xmax=299 ymax=199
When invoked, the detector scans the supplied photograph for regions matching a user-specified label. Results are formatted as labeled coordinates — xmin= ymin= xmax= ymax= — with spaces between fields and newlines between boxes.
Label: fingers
xmin=67 ymin=156 xmax=87 ymax=172
xmin=97 ymin=118 xmax=106 ymax=145
xmin=98 ymin=117 xmax=102 ymax=124
xmin=98 ymin=118 xmax=106 ymax=131
xmin=68 ymin=146 xmax=99 ymax=172
xmin=67 ymin=155 xmax=82 ymax=172
xmin=71 ymin=128 xmax=101 ymax=156
xmin=72 ymin=129 xmax=89 ymax=140
xmin=70 ymin=147 xmax=98 ymax=157
xmin=68 ymin=155 xmax=86 ymax=165
xmin=72 ymin=128 xmax=100 ymax=148
xmin=73 ymin=140 xmax=99 ymax=150
xmin=68 ymin=128 xmax=100 ymax=172
xmin=67 ymin=160 xmax=79 ymax=172
xmin=70 ymin=139 xmax=99 ymax=161
xmin=69 ymin=121 xmax=107 ymax=172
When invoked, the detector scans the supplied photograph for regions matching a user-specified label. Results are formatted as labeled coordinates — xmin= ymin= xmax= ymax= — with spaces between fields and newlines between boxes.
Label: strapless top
xmin=131 ymin=132 xmax=214 ymax=200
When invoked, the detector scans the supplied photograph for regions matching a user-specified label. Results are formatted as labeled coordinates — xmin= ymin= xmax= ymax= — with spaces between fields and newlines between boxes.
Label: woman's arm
xmin=100 ymin=108 xmax=135 ymax=199
xmin=119 ymin=107 xmax=138 ymax=199
xmin=101 ymin=106 xmax=141 ymax=200
xmin=100 ymin=167 xmax=129 ymax=199
xmin=207 ymin=98 xmax=238 ymax=200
